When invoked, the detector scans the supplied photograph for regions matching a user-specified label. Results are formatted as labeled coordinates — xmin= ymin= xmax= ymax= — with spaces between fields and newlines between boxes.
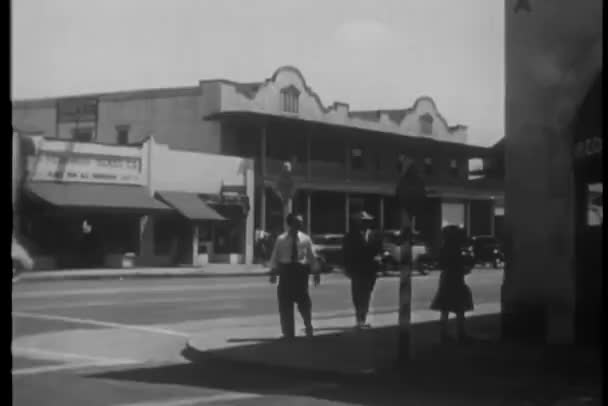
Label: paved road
xmin=12 ymin=269 xmax=504 ymax=406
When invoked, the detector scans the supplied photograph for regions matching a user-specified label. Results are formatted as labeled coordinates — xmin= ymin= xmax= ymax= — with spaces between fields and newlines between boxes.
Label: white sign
xmin=30 ymin=151 xmax=143 ymax=184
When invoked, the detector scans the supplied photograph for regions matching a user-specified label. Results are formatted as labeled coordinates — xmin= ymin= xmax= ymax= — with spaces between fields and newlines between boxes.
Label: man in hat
xmin=342 ymin=210 xmax=382 ymax=328
xmin=269 ymin=213 xmax=321 ymax=339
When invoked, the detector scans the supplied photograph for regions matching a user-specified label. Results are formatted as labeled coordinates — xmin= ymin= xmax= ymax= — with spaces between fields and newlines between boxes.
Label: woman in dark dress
xmin=431 ymin=225 xmax=474 ymax=342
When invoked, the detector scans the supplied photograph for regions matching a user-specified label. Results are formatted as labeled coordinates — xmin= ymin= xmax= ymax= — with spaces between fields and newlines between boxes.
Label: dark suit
xmin=342 ymin=229 xmax=381 ymax=324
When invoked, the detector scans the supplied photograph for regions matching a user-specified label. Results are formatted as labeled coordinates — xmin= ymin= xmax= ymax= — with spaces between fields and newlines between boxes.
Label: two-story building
xmin=12 ymin=66 xmax=501 ymax=256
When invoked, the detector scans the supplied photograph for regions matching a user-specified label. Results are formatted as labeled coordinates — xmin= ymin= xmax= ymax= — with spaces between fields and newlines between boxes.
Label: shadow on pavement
xmin=89 ymin=314 xmax=602 ymax=405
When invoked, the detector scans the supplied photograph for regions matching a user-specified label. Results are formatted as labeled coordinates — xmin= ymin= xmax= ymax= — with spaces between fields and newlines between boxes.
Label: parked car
xmin=379 ymin=230 xmax=434 ymax=274
xmin=311 ymin=233 xmax=344 ymax=273
xmin=467 ymin=235 xmax=504 ymax=268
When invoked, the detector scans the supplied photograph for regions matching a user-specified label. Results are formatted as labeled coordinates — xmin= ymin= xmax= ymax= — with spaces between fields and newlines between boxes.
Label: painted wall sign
xmin=29 ymin=151 xmax=143 ymax=184
xmin=57 ymin=98 xmax=98 ymax=123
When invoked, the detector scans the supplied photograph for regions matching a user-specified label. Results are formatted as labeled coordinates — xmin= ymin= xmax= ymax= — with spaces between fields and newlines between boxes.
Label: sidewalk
xmin=184 ymin=305 xmax=601 ymax=404
xmin=15 ymin=264 xmax=270 ymax=282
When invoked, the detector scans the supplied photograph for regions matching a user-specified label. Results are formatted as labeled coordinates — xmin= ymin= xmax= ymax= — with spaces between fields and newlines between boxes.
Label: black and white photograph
xmin=11 ymin=0 xmax=602 ymax=405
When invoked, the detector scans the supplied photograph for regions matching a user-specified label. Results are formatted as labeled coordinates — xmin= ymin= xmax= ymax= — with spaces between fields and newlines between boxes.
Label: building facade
xmin=13 ymin=133 xmax=254 ymax=269
xmin=13 ymin=66 xmax=501 ymax=258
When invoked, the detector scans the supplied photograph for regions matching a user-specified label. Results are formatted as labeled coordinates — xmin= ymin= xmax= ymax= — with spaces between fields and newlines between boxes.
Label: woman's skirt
xmin=430 ymin=271 xmax=474 ymax=313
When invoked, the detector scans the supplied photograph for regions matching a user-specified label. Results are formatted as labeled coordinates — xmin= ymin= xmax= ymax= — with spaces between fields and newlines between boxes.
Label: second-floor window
xmin=280 ymin=85 xmax=300 ymax=114
xmin=351 ymin=147 xmax=365 ymax=170
xmin=72 ymin=127 xmax=93 ymax=142
xmin=450 ymin=159 xmax=459 ymax=176
xmin=424 ymin=157 xmax=433 ymax=175
xmin=116 ymin=126 xmax=130 ymax=145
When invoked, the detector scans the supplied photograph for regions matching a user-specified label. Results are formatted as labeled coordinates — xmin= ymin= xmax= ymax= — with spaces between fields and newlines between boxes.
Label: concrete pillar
xmin=306 ymin=192 xmax=312 ymax=234
xmin=192 ymin=224 xmax=199 ymax=266
xmin=345 ymin=193 xmax=350 ymax=233
xmin=379 ymin=196 xmax=385 ymax=230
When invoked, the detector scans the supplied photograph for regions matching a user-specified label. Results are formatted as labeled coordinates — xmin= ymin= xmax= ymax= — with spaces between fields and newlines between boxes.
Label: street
xmin=12 ymin=269 xmax=504 ymax=406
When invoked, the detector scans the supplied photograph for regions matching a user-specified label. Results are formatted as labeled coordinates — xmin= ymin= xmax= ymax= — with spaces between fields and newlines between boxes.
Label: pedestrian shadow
xmin=87 ymin=314 xmax=601 ymax=406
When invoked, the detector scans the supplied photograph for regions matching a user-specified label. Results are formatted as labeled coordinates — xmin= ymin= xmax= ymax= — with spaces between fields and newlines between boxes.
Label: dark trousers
xmin=350 ymin=274 xmax=377 ymax=323
xmin=277 ymin=264 xmax=312 ymax=338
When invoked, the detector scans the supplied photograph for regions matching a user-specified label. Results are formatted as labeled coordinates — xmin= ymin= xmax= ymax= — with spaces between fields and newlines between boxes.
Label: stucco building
xmin=13 ymin=66 xmax=502 ymax=260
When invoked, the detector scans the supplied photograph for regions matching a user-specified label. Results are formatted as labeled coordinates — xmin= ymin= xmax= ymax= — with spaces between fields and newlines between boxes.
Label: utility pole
xmin=394 ymin=155 xmax=426 ymax=364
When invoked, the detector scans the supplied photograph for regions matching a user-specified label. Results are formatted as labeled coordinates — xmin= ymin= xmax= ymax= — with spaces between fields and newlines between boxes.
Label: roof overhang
xmin=207 ymin=110 xmax=491 ymax=158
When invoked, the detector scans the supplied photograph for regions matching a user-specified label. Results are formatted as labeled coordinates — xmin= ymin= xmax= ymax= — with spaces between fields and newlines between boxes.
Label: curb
xmin=16 ymin=271 xmax=271 ymax=283
xmin=182 ymin=338 xmax=384 ymax=383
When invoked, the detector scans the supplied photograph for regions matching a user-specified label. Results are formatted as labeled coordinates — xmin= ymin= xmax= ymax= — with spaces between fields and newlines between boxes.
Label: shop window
xmin=154 ymin=216 xmax=176 ymax=255
xmin=72 ymin=127 xmax=94 ymax=142
xmin=351 ymin=147 xmax=365 ymax=170
xmin=586 ymin=183 xmax=603 ymax=227
xmin=116 ymin=126 xmax=130 ymax=145
xmin=424 ymin=157 xmax=433 ymax=175
xmin=280 ymin=85 xmax=300 ymax=114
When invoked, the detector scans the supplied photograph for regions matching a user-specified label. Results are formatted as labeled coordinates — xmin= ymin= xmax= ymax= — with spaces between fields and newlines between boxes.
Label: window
xmin=351 ymin=147 xmax=365 ymax=170
xmin=72 ymin=127 xmax=93 ymax=142
xmin=116 ymin=126 xmax=130 ymax=145
xmin=424 ymin=157 xmax=433 ymax=175
xmin=280 ymin=85 xmax=300 ymax=113
xmin=450 ymin=159 xmax=459 ymax=176
xmin=419 ymin=113 xmax=434 ymax=135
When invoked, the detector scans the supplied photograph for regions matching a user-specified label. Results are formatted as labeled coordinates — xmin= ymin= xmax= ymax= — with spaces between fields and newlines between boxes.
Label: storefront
xmin=572 ymin=72 xmax=602 ymax=346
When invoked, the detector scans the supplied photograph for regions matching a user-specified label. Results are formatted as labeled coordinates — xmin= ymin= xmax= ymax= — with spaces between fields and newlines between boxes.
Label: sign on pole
xmin=394 ymin=156 xmax=426 ymax=364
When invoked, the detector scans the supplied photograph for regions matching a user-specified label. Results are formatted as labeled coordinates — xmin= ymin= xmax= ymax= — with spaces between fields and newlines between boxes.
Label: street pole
xmin=397 ymin=208 xmax=412 ymax=363
xmin=394 ymin=155 xmax=426 ymax=365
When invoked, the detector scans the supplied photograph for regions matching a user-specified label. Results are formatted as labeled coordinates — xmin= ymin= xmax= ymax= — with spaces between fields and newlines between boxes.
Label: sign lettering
xmin=31 ymin=151 xmax=143 ymax=185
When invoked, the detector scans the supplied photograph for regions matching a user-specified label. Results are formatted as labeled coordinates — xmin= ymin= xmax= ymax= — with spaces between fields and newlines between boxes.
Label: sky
xmin=11 ymin=0 xmax=504 ymax=146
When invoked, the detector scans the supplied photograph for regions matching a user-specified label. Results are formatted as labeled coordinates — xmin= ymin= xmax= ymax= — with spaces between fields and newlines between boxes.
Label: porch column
xmin=345 ymin=193 xmax=350 ymax=233
xmin=466 ymin=200 xmax=472 ymax=236
xmin=379 ymin=196 xmax=385 ymax=230
xmin=306 ymin=191 xmax=312 ymax=234
xmin=306 ymin=130 xmax=311 ymax=180
xmin=489 ymin=199 xmax=496 ymax=237
xmin=261 ymin=125 xmax=267 ymax=177
xmin=260 ymin=187 xmax=267 ymax=231
xmin=139 ymin=215 xmax=155 ymax=265
xmin=192 ymin=224 xmax=199 ymax=266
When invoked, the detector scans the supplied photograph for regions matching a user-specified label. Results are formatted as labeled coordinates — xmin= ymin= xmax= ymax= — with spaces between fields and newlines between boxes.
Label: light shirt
xmin=269 ymin=231 xmax=319 ymax=272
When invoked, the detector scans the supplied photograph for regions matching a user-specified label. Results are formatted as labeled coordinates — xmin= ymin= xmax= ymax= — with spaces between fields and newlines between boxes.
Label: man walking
xmin=269 ymin=213 xmax=320 ymax=339
xmin=343 ymin=210 xmax=382 ymax=328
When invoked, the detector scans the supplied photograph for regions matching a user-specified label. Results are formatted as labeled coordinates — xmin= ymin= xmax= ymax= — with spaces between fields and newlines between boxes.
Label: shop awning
xmin=156 ymin=191 xmax=226 ymax=221
xmin=25 ymin=182 xmax=171 ymax=211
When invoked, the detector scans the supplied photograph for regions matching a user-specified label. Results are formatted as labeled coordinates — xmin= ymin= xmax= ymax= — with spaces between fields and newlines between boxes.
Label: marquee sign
xmin=29 ymin=151 xmax=143 ymax=185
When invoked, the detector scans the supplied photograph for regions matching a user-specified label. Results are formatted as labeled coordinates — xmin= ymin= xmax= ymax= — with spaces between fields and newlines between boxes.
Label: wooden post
xmin=306 ymin=192 xmax=312 ymax=234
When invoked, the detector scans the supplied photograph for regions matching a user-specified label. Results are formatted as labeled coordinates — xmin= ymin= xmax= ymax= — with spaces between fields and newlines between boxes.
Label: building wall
xmin=12 ymin=87 xmax=223 ymax=154
xmin=149 ymin=137 xmax=255 ymax=264
xmin=504 ymin=0 xmax=602 ymax=343
xmin=12 ymin=105 xmax=57 ymax=138
xmin=217 ymin=67 xmax=468 ymax=144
